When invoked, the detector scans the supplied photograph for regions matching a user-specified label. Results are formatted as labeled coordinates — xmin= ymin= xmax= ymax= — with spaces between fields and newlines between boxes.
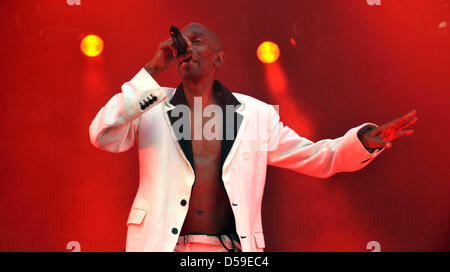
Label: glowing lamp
xmin=257 ymin=41 xmax=280 ymax=64
xmin=80 ymin=34 xmax=104 ymax=57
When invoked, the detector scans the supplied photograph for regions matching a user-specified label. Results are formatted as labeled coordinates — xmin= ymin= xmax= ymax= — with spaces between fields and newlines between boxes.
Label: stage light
xmin=257 ymin=41 xmax=280 ymax=64
xmin=80 ymin=34 xmax=104 ymax=57
xmin=366 ymin=0 xmax=381 ymax=5
xmin=438 ymin=20 xmax=448 ymax=29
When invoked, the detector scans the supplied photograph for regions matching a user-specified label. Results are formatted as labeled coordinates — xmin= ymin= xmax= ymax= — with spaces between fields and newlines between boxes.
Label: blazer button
xmin=180 ymin=199 xmax=187 ymax=206
xmin=172 ymin=228 xmax=178 ymax=234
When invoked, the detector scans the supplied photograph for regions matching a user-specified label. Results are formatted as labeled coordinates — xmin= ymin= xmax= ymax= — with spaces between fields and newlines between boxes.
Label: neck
xmin=182 ymin=74 xmax=217 ymax=110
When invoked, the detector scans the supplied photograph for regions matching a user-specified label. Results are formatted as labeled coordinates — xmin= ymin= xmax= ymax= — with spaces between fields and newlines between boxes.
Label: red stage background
xmin=0 ymin=0 xmax=449 ymax=251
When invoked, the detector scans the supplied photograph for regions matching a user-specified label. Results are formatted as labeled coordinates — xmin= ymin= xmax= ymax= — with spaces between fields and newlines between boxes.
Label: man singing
xmin=89 ymin=23 xmax=417 ymax=252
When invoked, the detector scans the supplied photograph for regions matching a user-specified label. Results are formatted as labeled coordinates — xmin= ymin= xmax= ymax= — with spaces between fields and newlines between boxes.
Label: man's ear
xmin=213 ymin=51 xmax=225 ymax=68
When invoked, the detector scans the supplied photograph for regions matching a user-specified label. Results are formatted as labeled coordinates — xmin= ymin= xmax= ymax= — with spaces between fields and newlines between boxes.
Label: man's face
xmin=177 ymin=24 xmax=222 ymax=80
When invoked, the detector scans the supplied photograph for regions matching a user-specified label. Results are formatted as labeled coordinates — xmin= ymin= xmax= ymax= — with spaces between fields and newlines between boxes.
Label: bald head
xmin=181 ymin=23 xmax=222 ymax=52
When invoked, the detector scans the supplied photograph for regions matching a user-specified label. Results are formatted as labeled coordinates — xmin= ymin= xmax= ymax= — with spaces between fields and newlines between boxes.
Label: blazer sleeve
xmin=89 ymin=68 xmax=166 ymax=153
xmin=266 ymin=105 xmax=384 ymax=178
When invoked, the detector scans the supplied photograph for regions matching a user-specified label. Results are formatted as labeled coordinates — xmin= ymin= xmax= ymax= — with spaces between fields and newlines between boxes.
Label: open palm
xmin=359 ymin=110 xmax=418 ymax=149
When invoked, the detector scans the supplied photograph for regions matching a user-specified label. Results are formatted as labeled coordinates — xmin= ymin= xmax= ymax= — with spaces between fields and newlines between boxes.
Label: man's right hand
xmin=144 ymin=35 xmax=192 ymax=77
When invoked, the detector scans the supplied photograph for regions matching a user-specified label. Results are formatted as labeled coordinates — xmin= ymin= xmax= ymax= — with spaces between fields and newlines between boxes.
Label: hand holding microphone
xmin=169 ymin=25 xmax=187 ymax=56
xmin=144 ymin=25 xmax=192 ymax=76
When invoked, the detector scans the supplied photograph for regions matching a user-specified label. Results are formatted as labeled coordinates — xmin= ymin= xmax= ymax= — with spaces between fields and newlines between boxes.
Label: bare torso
xmin=180 ymin=104 xmax=236 ymax=235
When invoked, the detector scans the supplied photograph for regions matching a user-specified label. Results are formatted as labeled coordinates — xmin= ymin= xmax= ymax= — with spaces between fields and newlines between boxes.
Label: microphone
xmin=169 ymin=25 xmax=187 ymax=56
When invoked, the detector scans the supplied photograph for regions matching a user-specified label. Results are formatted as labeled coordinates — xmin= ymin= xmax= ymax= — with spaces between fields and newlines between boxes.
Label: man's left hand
xmin=359 ymin=110 xmax=418 ymax=150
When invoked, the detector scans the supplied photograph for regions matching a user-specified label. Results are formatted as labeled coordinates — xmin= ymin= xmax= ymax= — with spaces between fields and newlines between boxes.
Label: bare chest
xmin=179 ymin=101 xmax=235 ymax=235
xmin=190 ymin=115 xmax=223 ymax=184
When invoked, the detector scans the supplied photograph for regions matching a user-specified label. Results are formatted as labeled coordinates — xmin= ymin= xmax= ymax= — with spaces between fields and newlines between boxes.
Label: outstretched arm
xmin=266 ymin=107 xmax=417 ymax=178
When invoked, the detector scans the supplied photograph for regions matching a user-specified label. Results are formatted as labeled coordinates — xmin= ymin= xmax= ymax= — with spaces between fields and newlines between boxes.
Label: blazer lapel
xmin=165 ymin=83 xmax=196 ymax=174
xmin=214 ymin=81 xmax=244 ymax=176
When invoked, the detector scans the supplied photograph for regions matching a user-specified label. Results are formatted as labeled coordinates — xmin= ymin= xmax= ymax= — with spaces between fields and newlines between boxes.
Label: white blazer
xmin=89 ymin=68 xmax=383 ymax=252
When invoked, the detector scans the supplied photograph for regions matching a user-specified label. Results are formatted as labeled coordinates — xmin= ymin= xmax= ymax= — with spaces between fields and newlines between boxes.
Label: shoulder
xmin=233 ymin=92 xmax=269 ymax=107
xmin=232 ymin=92 xmax=278 ymax=115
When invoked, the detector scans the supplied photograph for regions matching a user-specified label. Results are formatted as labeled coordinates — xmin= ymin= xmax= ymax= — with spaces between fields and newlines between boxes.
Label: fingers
xmin=159 ymin=39 xmax=177 ymax=56
xmin=159 ymin=38 xmax=192 ymax=61
xmin=405 ymin=109 xmax=417 ymax=117
xmin=393 ymin=129 xmax=414 ymax=140
xmin=379 ymin=109 xmax=417 ymax=131
xmin=383 ymin=112 xmax=418 ymax=137
xmin=398 ymin=116 xmax=418 ymax=130
xmin=395 ymin=109 xmax=417 ymax=128
xmin=162 ymin=35 xmax=192 ymax=55
xmin=371 ymin=110 xmax=417 ymax=148
xmin=376 ymin=138 xmax=392 ymax=149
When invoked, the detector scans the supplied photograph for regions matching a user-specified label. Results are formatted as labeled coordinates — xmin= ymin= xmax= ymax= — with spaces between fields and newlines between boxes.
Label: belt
xmin=177 ymin=233 xmax=241 ymax=251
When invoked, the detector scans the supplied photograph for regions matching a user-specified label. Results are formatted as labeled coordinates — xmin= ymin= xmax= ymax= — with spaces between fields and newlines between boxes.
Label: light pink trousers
xmin=174 ymin=234 xmax=242 ymax=252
